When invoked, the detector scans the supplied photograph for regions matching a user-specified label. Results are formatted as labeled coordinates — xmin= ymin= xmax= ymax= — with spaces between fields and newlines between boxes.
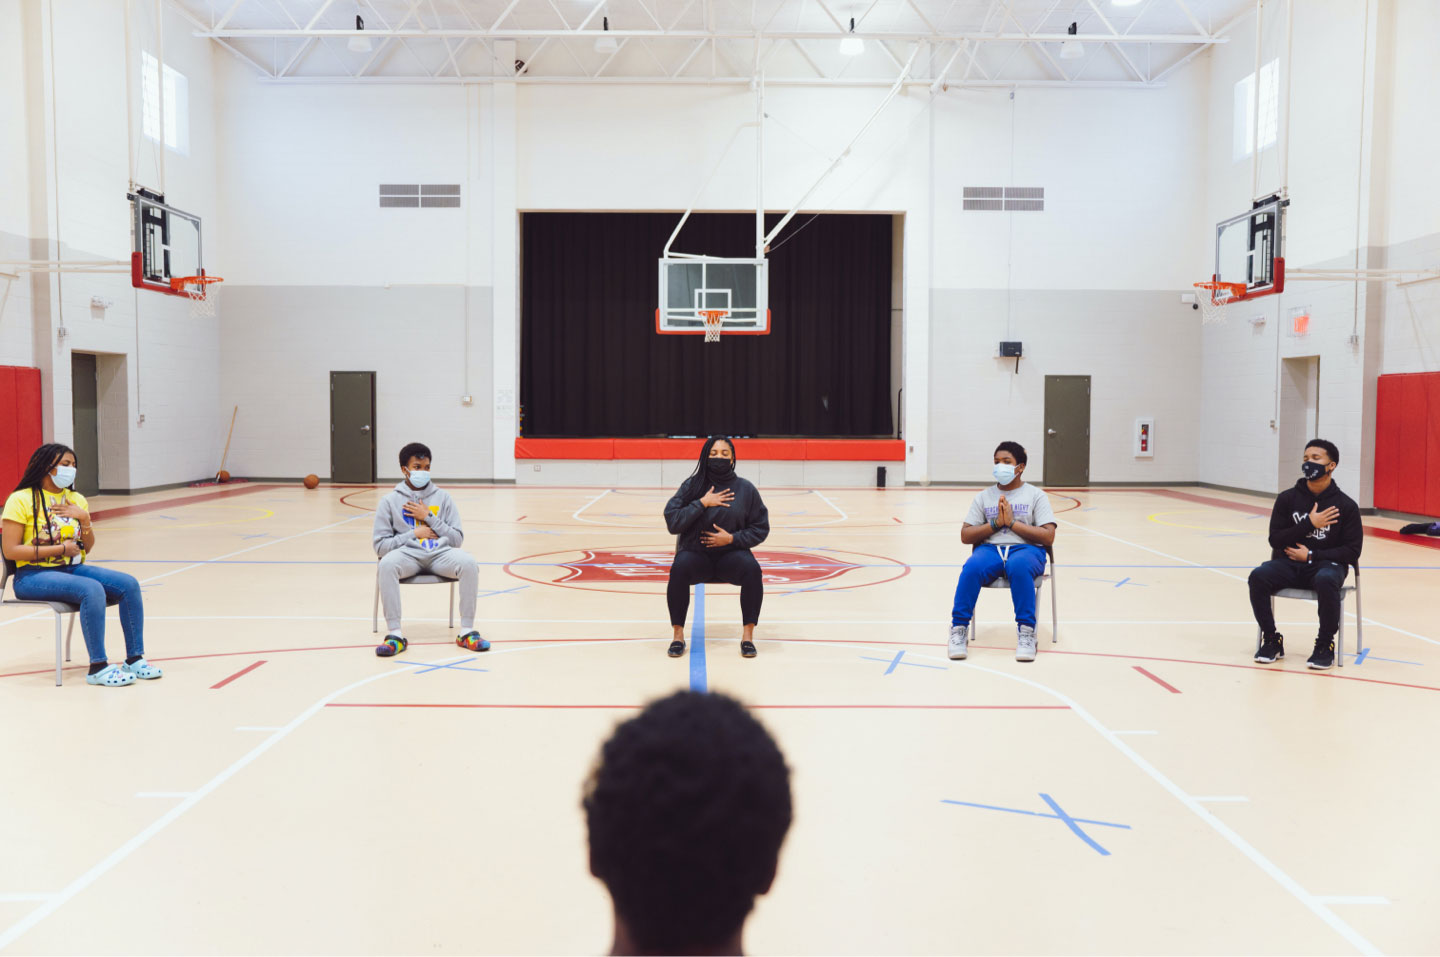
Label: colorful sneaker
xmin=1015 ymin=625 xmax=1038 ymax=662
xmin=375 ymin=635 xmax=408 ymax=657
xmin=1307 ymin=639 xmax=1335 ymax=670
xmin=457 ymin=631 xmax=491 ymax=652
xmin=86 ymin=664 xmax=136 ymax=687
xmin=947 ymin=624 xmax=969 ymax=660
xmin=1254 ymin=633 xmax=1284 ymax=663
xmin=121 ymin=658 xmax=164 ymax=680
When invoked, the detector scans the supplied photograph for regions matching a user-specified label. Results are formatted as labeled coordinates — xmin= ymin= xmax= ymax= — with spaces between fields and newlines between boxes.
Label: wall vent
xmin=964 ymin=186 xmax=1045 ymax=211
xmin=379 ymin=184 xmax=461 ymax=208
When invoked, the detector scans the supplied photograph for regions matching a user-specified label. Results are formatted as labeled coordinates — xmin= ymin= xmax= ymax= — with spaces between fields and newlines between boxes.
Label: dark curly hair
xmin=398 ymin=442 xmax=431 ymax=468
xmin=583 ymin=691 xmax=792 ymax=955
xmin=1305 ymin=438 xmax=1339 ymax=465
xmin=994 ymin=441 xmax=1027 ymax=465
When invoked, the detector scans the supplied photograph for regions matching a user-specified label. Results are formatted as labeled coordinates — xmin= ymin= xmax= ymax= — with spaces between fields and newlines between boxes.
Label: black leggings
xmin=667 ymin=550 xmax=764 ymax=627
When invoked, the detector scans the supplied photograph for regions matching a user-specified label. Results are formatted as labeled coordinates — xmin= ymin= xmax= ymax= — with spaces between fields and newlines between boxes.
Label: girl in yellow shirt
xmin=2 ymin=444 xmax=160 ymax=687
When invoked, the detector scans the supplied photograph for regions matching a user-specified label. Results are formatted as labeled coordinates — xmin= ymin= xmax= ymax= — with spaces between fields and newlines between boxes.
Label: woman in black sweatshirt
xmin=663 ymin=437 xmax=771 ymax=659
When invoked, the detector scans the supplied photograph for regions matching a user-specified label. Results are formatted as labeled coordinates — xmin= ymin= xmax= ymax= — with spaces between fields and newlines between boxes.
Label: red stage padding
xmin=1374 ymin=372 xmax=1440 ymax=516
xmin=515 ymin=438 xmax=905 ymax=462
xmin=0 ymin=366 xmax=44 ymax=495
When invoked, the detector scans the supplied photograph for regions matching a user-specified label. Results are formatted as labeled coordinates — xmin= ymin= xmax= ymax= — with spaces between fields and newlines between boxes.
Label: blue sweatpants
xmin=951 ymin=543 xmax=1047 ymax=628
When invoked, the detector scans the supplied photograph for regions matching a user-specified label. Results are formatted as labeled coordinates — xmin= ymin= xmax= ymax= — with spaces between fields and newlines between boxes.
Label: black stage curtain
xmin=520 ymin=212 xmax=893 ymax=437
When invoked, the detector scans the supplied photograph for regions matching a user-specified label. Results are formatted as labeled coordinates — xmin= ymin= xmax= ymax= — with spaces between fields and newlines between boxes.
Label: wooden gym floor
xmin=2 ymin=481 xmax=1437 ymax=955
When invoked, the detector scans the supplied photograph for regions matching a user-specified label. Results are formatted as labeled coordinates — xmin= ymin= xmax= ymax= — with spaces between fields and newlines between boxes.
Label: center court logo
xmin=506 ymin=547 xmax=909 ymax=594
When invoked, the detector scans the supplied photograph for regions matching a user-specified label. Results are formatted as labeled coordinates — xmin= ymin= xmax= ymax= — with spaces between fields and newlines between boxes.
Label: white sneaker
xmin=1015 ymin=625 xmax=1038 ymax=662
xmin=947 ymin=624 xmax=969 ymax=660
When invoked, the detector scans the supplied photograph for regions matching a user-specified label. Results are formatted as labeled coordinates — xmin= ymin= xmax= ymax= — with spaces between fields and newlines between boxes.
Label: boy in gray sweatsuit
xmin=372 ymin=441 xmax=488 ymax=657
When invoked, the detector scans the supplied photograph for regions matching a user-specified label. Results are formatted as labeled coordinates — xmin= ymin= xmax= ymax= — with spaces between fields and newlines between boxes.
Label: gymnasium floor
xmin=2 ymin=481 xmax=1438 ymax=955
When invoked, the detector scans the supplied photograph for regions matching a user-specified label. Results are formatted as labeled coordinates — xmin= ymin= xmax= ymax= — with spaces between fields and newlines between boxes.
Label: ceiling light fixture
xmin=348 ymin=12 xmax=373 ymax=53
xmin=1059 ymin=21 xmax=1084 ymax=59
xmin=595 ymin=16 xmax=619 ymax=54
xmin=839 ymin=17 xmax=864 ymax=56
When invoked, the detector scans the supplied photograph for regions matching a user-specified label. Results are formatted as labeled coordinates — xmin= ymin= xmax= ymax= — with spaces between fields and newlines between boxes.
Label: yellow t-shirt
xmin=1 ymin=489 xmax=90 ymax=568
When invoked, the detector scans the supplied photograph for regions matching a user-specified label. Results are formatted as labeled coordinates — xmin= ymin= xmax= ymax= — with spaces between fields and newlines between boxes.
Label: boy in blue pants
xmin=948 ymin=441 xmax=1057 ymax=662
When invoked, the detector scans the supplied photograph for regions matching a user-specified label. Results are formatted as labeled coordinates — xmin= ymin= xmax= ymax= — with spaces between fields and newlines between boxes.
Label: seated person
xmin=1251 ymin=438 xmax=1362 ymax=670
xmin=372 ymin=442 xmax=487 ymax=657
xmin=2 ymin=444 xmax=161 ymax=686
xmin=948 ymin=441 xmax=1056 ymax=662
xmin=584 ymin=691 xmax=792 ymax=956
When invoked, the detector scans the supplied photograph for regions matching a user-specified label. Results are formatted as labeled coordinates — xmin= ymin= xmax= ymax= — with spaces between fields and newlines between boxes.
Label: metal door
xmin=1043 ymin=375 xmax=1090 ymax=485
xmin=330 ymin=372 xmax=376 ymax=483
xmin=70 ymin=353 xmax=99 ymax=493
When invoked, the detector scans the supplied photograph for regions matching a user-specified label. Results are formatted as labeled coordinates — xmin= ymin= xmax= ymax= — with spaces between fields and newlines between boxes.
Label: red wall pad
xmin=1374 ymin=372 xmax=1440 ymax=516
xmin=0 ymin=366 xmax=43 ymax=494
xmin=514 ymin=438 xmax=906 ymax=462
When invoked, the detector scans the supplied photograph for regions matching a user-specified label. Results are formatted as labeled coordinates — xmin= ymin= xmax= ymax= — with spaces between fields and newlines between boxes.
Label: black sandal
xmin=740 ymin=639 xmax=757 ymax=658
xmin=667 ymin=639 xmax=686 ymax=658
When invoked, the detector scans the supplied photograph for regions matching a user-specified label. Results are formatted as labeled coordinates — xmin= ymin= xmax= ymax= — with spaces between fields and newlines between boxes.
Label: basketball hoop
xmin=698 ymin=308 xmax=728 ymax=343
xmin=170 ymin=275 xmax=223 ymax=318
xmin=1193 ymin=281 xmax=1246 ymax=325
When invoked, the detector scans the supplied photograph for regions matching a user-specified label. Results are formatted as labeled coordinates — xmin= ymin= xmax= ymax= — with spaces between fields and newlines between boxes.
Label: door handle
xmin=1046 ymin=429 xmax=1058 ymax=436
xmin=361 ymin=425 xmax=372 ymax=433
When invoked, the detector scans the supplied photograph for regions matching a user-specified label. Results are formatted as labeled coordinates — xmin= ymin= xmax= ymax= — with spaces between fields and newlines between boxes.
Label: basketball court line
xmin=89 ymin=484 xmax=278 ymax=521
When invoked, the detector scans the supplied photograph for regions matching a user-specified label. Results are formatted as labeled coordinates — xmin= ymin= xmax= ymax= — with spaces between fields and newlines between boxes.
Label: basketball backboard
xmin=1213 ymin=195 xmax=1286 ymax=301
xmin=656 ymin=257 xmax=770 ymax=336
xmin=129 ymin=190 xmax=206 ymax=298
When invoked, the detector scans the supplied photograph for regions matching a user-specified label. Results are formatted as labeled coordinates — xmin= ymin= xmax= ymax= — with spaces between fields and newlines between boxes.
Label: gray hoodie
xmin=372 ymin=480 xmax=466 ymax=559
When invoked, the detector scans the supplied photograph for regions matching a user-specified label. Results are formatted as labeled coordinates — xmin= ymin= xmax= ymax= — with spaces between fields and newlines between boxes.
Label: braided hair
xmin=678 ymin=436 xmax=737 ymax=505
xmin=9 ymin=444 xmax=76 ymax=565
xmin=583 ymin=691 xmax=792 ymax=954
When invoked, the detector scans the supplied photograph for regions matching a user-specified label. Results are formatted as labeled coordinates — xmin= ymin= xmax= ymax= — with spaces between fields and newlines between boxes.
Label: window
xmin=1233 ymin=58 xmax=1279 ymax=161
xmin=142 ymin=52 xmax=189 ymax=154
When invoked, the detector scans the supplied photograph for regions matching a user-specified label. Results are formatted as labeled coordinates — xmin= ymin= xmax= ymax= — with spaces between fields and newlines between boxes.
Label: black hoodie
xmin=664 ymin=473 xmax=770 ymax=556
xmin=1266 ymin=478 xmax=1363 ymax=566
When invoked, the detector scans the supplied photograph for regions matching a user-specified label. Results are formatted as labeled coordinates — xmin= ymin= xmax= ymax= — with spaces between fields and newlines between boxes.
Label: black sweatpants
xmin=1248 ymin=558 xmax=1348 ymax=640
xmin=667 ymin=549 xmax=764 ymax=627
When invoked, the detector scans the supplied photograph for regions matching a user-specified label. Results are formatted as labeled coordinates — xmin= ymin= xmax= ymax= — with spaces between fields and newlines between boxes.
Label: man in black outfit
xmin=1250 ymin=439 xmax=1363 ymax=670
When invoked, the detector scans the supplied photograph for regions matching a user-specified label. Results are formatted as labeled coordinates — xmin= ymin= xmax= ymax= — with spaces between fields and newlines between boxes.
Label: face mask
xmin=406 ymin=470 xmax=431 ymax=488
xmin=705 ymin=457 xmax=735 ymax=480
xmin=1301 ymin=460 xmax=1327 ymax=481
xmin=992 ymin=463 xmax=1016 ymax=484
xmin=53 ymin=466 xmax=77 ymax=489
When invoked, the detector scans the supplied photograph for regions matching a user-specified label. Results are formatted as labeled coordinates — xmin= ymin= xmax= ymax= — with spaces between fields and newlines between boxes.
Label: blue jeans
xmin=13 ymin=564 xmax=145 ymax=664
xmin=951 ymin=543 xmax=1047 ymax=628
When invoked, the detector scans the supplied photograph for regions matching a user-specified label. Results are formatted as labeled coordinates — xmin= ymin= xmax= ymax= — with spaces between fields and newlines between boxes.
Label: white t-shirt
xmin=963 ymin=482 xmax=1057 ymax=546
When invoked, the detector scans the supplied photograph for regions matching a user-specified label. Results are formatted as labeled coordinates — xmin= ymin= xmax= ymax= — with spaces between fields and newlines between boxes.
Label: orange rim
xmin=169 ymin=275 xmax=225 ymax=292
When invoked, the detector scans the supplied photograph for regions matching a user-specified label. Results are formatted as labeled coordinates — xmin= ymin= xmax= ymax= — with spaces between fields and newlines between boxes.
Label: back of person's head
xmin=584 ymin=691 xmax=792 ymax=955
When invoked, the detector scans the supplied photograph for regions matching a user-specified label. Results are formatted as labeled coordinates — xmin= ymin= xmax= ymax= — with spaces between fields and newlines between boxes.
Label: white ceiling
xmin=171 ymin=0 xmax=1255 ymax=86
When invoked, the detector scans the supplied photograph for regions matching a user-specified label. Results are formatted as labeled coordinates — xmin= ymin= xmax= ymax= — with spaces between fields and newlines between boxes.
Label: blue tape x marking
xmin=860 ymin=650 xmax=946 ymax=675
xmin=943 ymin=793 xmax=1130 ymax=856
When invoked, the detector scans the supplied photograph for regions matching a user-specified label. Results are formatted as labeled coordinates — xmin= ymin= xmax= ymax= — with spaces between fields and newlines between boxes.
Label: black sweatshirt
xmin=1266 ymin=478 xmax=1364 ymax=565
xmin=664 ymin=475 xmax=770 ymax=555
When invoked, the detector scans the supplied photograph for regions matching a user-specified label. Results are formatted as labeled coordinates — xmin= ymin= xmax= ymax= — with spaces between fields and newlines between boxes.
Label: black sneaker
xmin=1307 ymin=639 xmax=1335 ymax=670
xmin=1254 ymin=633 xmax=1284 ymax=663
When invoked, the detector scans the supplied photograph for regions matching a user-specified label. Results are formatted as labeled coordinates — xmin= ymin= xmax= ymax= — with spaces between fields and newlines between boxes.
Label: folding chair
xmin=1 ymin=558 xmax=119 ymax=686
xmin=1256 ymin=562 xmax=1363 ymax=668
xmin=372 ymin=564 xmax=456 ymax=634
xmin=972 ymin=545 xmax=1058 ymax=643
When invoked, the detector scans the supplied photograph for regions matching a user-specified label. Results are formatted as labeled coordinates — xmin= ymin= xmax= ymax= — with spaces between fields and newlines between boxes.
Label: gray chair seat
xmin=1258 ymin=565 xmax=1363 ymax=667
xmin=2 ymin=559 xmax=120 ymax=686
xmin=372 ymin=566 xmax=457 ymax=634
xmin=973 ymin=545 xmax=1059 ymax=644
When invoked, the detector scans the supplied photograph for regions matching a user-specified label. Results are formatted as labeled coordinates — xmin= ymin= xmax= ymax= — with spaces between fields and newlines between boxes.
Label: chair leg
xmin=1353 ymin=570 xmax=1363 ymax=662
xmin=65 ymin=613 xmax=75 ymax=662
xmin=1048 ymin=577 xmax=1058 ymax=643
xmin=448 ymin=582 xmax=455 ymax=630
xmin=372 ymin=572 xmax=380 ymax=635
xmin=54 ymin=613 xmax=63 ymax=687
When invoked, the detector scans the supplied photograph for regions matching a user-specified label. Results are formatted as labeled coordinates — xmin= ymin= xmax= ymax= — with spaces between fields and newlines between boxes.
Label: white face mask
xmin=406 ymin=470 xmax=431 ymax=489
xmin=53 ymin=465 xmax=77 ymax=489
xmin=992 ymin=463 xmax=1017 ymax=484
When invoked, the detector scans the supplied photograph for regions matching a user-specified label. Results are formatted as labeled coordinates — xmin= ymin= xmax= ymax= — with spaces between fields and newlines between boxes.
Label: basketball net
xmin=1193 ymin=281 xmax=1245 ymax=325
xmin=170 ymin=275 xmax=224 ymax=318
xmin=699 ymin=309 xmax=728 ymax=343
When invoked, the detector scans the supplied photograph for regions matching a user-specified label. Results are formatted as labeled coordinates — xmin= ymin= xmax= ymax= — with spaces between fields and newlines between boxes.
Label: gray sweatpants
xmin=378 ymin=547 xmax=479 ymax=633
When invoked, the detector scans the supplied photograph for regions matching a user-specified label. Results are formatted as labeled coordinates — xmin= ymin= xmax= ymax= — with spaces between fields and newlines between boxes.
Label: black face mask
xmin=705 ymin=457 xmax=736 ymax=481
xmin=1301 ymin=460 xmax=1328 ymax=481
